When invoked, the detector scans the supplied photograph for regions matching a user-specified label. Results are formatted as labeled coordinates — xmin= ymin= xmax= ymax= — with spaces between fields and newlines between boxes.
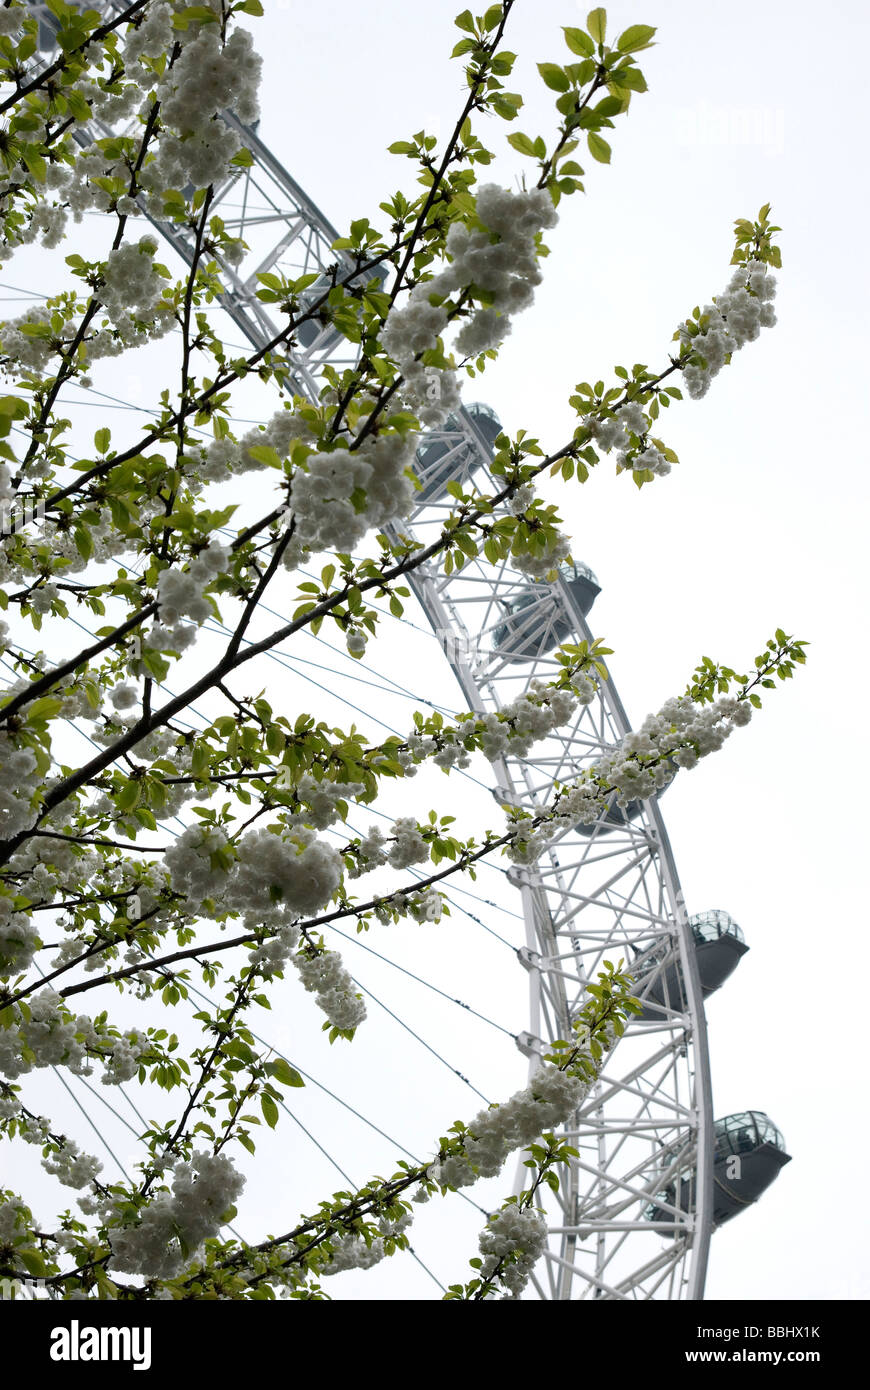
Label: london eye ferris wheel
xmin=12 ymin=0 xmax=792 ymax=1300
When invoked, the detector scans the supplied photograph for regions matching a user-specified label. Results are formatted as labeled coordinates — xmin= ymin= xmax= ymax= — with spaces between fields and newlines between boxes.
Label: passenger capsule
xmin=492 ymin=562 xmax=601 ymax=661
xmin=296 ymin=263 xmax=389 ymax=351
xmin=412 ymin=402 xmax=502 ymax=502
xmin=645 ymin=1111 xmax=791 ymax=1228
xmin=632 ymin=909 xmax=749 ymax=1020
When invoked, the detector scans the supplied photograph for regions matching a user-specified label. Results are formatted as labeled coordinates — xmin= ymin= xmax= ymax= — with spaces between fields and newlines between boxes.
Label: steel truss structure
xmin=26 ymin=0 xmax=714 ymax=1298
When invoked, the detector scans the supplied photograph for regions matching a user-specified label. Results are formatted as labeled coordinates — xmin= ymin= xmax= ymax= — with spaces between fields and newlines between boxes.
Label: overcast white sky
xmin=5 ymin=0 xmax=869 ymax=1302
xmin=239 ymin=0 xmax=870 ymax=1300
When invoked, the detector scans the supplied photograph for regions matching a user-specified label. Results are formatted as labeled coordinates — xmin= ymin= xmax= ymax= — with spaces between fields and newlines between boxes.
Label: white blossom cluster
xmin=109 ymin=681 xmax=140 ymax=712
xmin=374 ymin=886 xmax=445 ymax=924
xmin=139 ymin=24 xmax=261 ymax=198
xmin=164 ymin=822 xmax=343 ymax=925
xmin=0 ymin=733 xmax=46 ymax=839
xmin=0 ymin=992 xmax=148 ymax=1087
xmin=505 ymin=693 xmax=753 ymax=864
xmin=377 ymin=184 xmax=556 ymax=435
xmin=391 ymin=677 xmax=589 ymax=782
xmin=479 ymin=679 xmax=592 ymax=761
xmin=0 ymin=1092 xmax=21 ymax=1122
xmin=1 ymin=4 xmax=262 ymax=256
xmin=42 ymin=1139 xmax=103 ymax=1191
xmin=232 ymin=826 xmax=342 ymax=921
xmin=347 ymin=824 xmax=388 ymax=878
xmin=387 ymin=817 xmax=430 ymax=870
xmin=0 ymin=988 xmax=93 ymax=1081
xmin=99 ymin=237 xmax=169 ymax=331
xmin=108 ymin=1150 xmax=245 ymax=1278
xmin=446 ymin=185 xmax=559 ymax=356
xmin=0 ymin=832 xmax=108 ymax=964
xmin=429 ymin=1062 xmax=589 ymax=1188
xmin=284 ymin=432 xmax=417 ymax=566
xmin=246 ymin=923 xmax=301 ymax=980
xmin=678 ymin=259 xmax=777 ymax=400
xmin=0 ymin=491 xmax=169 ymax=587
xmin=510 ymin=530 xmax=573 ymax=581
xmin=396 ymin=728 xmax=472 ymax=776
xmin=123 ymin=0 xmax=175 ymax=68
xmin=380 ymin=291 xmax=462 ymax=428
xmin=407 ymin=887 xmax=444 ymax=923
xmin=0 ymin=271 xmax=176 ymax=379
xmin=0 ymin=1196 xmax=31 ymax=1257
xmin=100 ymin=1029 xmax=149 ymax=1086
xmin=478 ymin=1205 xmax=548 ymax=1299
xmin=0 ymin=308 xmax=57 ymax=376
xmin=290 ymin=773 xmax=364 ymax=831
xmin=507 ymin=483 xmax=535 ymax=515
xmin=0 ymin=6 xmax=24 ymax=38
xmin=294 ymin=948 xmax=366 ymax=1032
xmin=199 ymin=406 xmax=313 ymax=482
xmin=146 ymin=538 xmax=230 ymax=651
xmin=321 ymin=1210 xmax=413 ymax=1277
xmin=591 ymin=400 xmax=670 ymax=477
xmin=0 ymin=907 xmax=39 ymax=976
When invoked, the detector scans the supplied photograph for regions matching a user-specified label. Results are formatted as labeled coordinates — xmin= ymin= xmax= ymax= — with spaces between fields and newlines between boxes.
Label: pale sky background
xmin=4 ymin=0 xmax=869 ymax=1302
xmin=244 ymin=0 xmax=870 ymax=1301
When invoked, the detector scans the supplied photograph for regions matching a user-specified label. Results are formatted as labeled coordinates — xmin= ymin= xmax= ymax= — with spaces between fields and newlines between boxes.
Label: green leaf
xmin=613 ymin=64 xmax=647 ymax=92
xmin=267 ymin=1057 xmax=305 ymax=1088
xmin=507 ymin=131 xmax=537 ymax=156
xmin=455 ymin=8 xmax=475 ymax=33
xmin=537 ymin=62 xmax=569 ymax=92
xmin=25 ymin=696 xmax=62 ymax=722
xmin=586 ymin=7 xmax=606 ymax=44
xmin=587 ymin=132 xmax=611 ymax=163
xmin=73 ymin=525 xmax=93 ymax=561
xmin=116 ymin=779 xmax=141 ymax=812
xmin=261 ymin=1094 xmax=279 ymax=1129
xmin=94 ymin=427 xmax=111 ymax=455
xmin=563 ymin=26 xmax=595 ymax=56
xmin=19 ymin=1249 xmax=46 ymax=1278
xmin=616 ymin=24 xmax=656 ymax=52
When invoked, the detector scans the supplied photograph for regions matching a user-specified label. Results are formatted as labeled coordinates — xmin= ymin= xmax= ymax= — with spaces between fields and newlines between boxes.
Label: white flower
xmin=677 ymin=259 xmax=777 ymax=399
xmin=478 ymin=1206 xmax=548 ymax=1299
xmin=387 ymin=817 xmax=429 ymax=869
xmin=109 ymin=683 xmax=139 ymax=711
xmin=511 ymin=531 xmax=571 ymax=580
xmin=294 ymin=948 xmax=366 ymax=1031
xmin=108 ymin=1151 xmax=245 ymax=1278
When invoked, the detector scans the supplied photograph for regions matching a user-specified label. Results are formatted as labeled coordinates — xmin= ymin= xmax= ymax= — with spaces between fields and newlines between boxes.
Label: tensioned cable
xmin=50 ymin=1066 xmax=132 ymax=1181
xmin=2 ymin=622 xmax=522 ymax=944
xmin=1 ymin=647 xmax=494 ymax=1248
xmin=33 ymin=959 xmax=132 ymax=1181
xmin=10 ymin=658 xmax=500 ymax=1115
xmin=2 ymin=366 xmax=519 ymax=1179
xmin=349 ymin=974 xmax=490 ymax=1105
xmin=321 ymin=919 xmax=516 ymax=1039
xmin=0 ymin=157 xmax=533 ymax=1294
xmin=0 ymin=649 xmax=193 ymax=840
xmin=2 ymin=616 xmax=520 ymax=946
xmin=177 ymin=973 xmax=492 ymax=1223
xmin=31 ymin=887 xmax=419 ymax=1257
